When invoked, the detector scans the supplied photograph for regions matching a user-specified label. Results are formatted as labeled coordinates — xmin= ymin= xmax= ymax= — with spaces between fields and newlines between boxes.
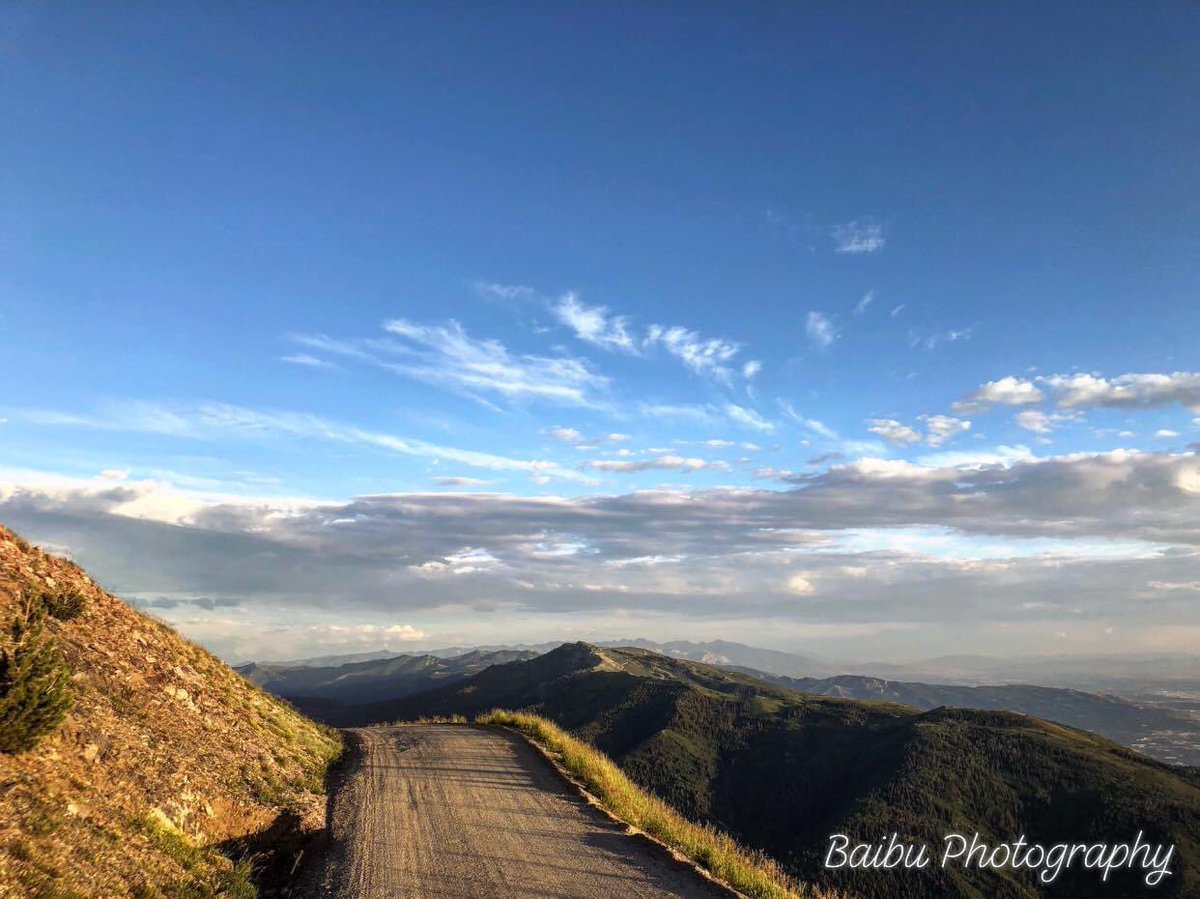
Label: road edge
xmin=484 ymin=723 xmax=748 ymax=899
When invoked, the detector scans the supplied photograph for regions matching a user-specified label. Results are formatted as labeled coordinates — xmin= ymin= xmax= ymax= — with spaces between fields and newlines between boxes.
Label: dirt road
xmin=304 ymin=724 xmax=735 ymax=898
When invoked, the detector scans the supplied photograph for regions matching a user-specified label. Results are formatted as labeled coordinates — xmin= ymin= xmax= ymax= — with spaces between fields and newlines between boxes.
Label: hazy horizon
xmin=3 ymin=5 xmax=1199 ymax=665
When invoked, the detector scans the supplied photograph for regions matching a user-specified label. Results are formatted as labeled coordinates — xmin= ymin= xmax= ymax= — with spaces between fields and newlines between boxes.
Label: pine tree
xmin=0 ymin=599 xmax=72 ymax=753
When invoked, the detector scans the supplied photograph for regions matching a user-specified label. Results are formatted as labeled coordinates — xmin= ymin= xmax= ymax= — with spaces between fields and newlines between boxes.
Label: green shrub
xmin=40 ymin=590 xmax=86 ymax=621
xmin=0 ymin=603 xmax=72 ymax=753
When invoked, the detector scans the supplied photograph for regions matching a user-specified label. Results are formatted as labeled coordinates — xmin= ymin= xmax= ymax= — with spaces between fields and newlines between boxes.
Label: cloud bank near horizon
xmin=3 ymin=445 xmax=1198 ymax=662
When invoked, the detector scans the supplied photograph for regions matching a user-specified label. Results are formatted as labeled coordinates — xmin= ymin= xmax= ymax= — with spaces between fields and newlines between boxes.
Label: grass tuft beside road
xmin=476 ymin=709 xmax=837 ymax=899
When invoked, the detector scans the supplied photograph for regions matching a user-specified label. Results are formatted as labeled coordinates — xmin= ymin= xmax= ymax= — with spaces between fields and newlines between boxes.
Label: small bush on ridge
xmin=0 ymin=601 xmax=72 ymax=753
xmin=41 ymin=589 xmax=87 ymax=621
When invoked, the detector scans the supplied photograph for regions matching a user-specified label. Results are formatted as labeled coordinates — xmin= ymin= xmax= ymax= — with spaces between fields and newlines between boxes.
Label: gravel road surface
xmin=303 ymin=724 xmax=734 ymax=898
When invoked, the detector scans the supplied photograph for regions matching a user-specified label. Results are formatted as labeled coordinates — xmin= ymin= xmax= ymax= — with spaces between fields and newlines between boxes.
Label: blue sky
xmin=2 ymin=4 xmax=1199 ymax=661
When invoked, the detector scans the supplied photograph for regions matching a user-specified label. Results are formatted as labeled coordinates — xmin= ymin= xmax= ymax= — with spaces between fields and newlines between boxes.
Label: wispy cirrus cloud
xmin=281 ymin=353 xmax=339 ymax=370
xmin=19 ymin=400 xmax=590 ymax=482
xmin=292 ymin=319 xmax=610 ymax=408
xmin=832 ymin=219 xmax=886 ymax=254
xmin=551 ymin=292 xmax=640 ymax=354
xmin=382 ymin=319 xmax=609 ymax=407
xmin=548 ymin=292 xmax=746 ymax=382
xmin=805 ymin=311 xmax=839 ymax=349
xmin=471 ymin=281 xmax=536 ymax=302
xmin=725 ymin=403 xmax=775 ymax=433
xmin=644 ymin=325 xmax=741 ymax=382
xmin=915 ymin=327 xmax=973 ymax=351
xmin=777 ymin=400 xmax=838 ymax=440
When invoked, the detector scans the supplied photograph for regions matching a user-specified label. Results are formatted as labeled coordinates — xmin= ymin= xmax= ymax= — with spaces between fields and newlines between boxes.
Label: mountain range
xmin=248 ymin=640 xmax=1200 ymax=765
xmin=236 ymin=648 xmax=538 ymax=714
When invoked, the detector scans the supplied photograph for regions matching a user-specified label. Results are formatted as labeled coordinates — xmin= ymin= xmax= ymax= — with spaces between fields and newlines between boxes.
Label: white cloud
xmin=432 ymin=476 xmax=495 ymax=488
xmin=866 ymin=419 xmax=922 ymax=446
xmin=787 ymin=573 xmax=816 ymax=595
xmin=916 ymin=445 xmax=1036 ymax=469
xmin=551 ymin=293 xmax=640 ymax=354
xmin=281 ymin=353 xmax=337 ymax=369
xmin=920 ymin=327 xmax=974 ymax=351
xmin=547 ymin=427 xmax=629 ymax=450
xmin=866 ymin=415 xmax=969 ymax=448
xmin=1015 ymin=410 xmax=1052 ymax=434
xmin=853 ymin=291 xmax=875 ymax=316
xmin=548 ymin=427 xmax=586 ymax=444
xmin=921 ymin=415 xmax=971 ymax=448
xmin=754 ymin=466 xmax=799 ymax=482
xmin=411 ymin=547 xmax=506 ymax=578
xmin=472 ymin=281 xmax=536 ymax=301
xmin=1041 ymin=372 xmax=1200 ymax=412
xmin=725 ymin=404 xmax=775 ymax=433
xmin=7 ymin=448 xmax=1200 ymax=658
xmin=588 ymin=455 xmax=727 ymax=474
xmin=955 ymin=376 xmax=1045 ymax=412
xmin=1015 ymin=410 xmax=1049 ymax=434
xmin=636 ymin=403 xmax=720 ymax=425
xmin=742 ymin=360 xmax=762 ymax=379
xmin=311 ymin=622 xmax=428 ymax=643
xmin=1155 ymin=429 xmax=1180 ymax=439
xmin=890 ymin=304 xmax=905 ymax=318
xmin=832 ymin=219 xmax=886 ymax=254
xmin=805 ymin=312 xmax=839 ymax=349
xmin=1148 ymin=580 xmax=1200 ymax=592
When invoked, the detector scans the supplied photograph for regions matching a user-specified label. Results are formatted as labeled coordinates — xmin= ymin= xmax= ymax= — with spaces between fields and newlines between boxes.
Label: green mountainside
xmin=734 ymin=670 xmax=1200 ymax=766
xmin=371 ymin=642 xmax=1200 ymax=898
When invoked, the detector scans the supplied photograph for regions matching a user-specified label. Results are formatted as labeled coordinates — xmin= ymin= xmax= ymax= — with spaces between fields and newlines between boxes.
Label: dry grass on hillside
xmin=0 ymin=525 xmax=342 ymax=898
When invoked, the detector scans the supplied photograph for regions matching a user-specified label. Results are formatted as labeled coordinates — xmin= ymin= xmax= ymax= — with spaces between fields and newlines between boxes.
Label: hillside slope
xmin=0 ymin=526 xmax=342 ymax=898
xmin=383 ymin=643 xmax=1200 ymax=899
